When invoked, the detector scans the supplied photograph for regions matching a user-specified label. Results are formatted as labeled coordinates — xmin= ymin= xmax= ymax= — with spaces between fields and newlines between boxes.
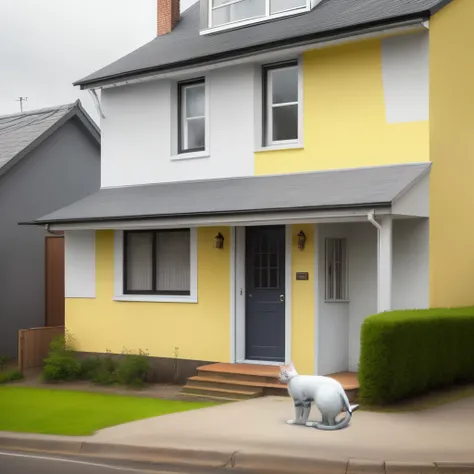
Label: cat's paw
xmin=305 ymin=422 xmax=315 ymax=428
xmin=286 ymin=419 xmax=297 ymax=425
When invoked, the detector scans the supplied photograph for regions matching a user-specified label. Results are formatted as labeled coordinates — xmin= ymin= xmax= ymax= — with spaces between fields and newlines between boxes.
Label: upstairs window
xmin=263 ymin=61 xmax=299 ymax=146
xmin=325 ymin=238 xmax=348 ymax=302
xmin=178 ymin=79 xmax=206 ymax=154
xmin=210 ymin=0 xmax=308 ymax=29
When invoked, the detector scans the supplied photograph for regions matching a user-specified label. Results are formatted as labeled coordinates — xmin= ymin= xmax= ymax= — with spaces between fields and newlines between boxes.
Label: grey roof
xmin=30 ymin=163 xmax=431 ymax=225
xmin=0 ymin=101 xmax=100 ymax=179
xmin=75 ymin=0 xmax=450 ymax=88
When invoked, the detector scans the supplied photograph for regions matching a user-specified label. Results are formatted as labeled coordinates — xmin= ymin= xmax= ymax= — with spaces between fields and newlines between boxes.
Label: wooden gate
xmin=18 ymin=326 xmax=65 ymax=371
xmin=45 ymin=236 xmax=65 ymax=327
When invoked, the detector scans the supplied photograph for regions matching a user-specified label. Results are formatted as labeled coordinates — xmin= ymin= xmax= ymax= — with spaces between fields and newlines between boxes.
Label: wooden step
xmin=181 ymin=385 xmax=263 ymax=400
xmin=198 ymin=363 xmax=281 ymax=384
xmin=188 ymin=376 xmax=287 ymax=391
xmin=180 ymin=392 xmax=240 ymax=402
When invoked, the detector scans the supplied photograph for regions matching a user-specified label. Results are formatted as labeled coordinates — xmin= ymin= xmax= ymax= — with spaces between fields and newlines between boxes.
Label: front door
xmin=245 ymin=226 xmax=285 ymax=362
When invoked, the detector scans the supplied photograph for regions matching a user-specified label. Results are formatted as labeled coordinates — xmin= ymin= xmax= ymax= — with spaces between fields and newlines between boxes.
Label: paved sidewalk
xmin=1 ymin=396 xmax=474 ymax=472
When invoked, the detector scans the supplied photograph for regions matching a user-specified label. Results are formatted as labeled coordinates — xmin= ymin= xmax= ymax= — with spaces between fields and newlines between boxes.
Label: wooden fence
xmin=18 ymin=326 xmax=65 ymax=372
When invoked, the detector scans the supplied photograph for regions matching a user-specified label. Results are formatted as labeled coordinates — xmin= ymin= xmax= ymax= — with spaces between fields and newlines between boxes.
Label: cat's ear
xmin=289 ymin=362 xmax=296 ymax=371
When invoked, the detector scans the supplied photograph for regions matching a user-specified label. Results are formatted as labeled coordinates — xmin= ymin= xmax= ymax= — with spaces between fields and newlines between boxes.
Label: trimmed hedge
xmin=358 ymin=307 xmax=474 ymax=405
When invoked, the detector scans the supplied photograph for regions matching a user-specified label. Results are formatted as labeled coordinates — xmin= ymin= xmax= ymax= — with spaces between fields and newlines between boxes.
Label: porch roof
xmin=25 ymin=162 xmax=430 ymax=227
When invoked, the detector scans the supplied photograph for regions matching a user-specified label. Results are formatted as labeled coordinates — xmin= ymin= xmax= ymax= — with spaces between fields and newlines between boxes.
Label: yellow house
xmin=28 ymin=0 xmax=474 ymax=396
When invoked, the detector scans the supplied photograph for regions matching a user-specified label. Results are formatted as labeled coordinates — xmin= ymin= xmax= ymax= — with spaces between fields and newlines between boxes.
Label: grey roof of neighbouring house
xmin=75 ymin=0 xmax=451 ymax=89
xmin=0 ymin=101 xmax=100 ymax=179
xmin=28 ymin=162 xmax=431 ymax=225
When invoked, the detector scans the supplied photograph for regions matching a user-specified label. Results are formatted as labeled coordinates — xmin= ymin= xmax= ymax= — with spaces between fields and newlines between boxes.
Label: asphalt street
xmin=0 ymin=450 xmax=242 ymax=474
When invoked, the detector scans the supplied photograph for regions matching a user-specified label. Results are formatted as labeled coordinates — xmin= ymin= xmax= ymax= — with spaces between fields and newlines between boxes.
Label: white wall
xmin=317 ymin=224 xmax=350 ymax=376
xmin=100 ymin=64 xmax=256 ymax=187
xmin=381 ymin=31 xmax=429 ymax=124
xmin=65 ymin=231 xmax=96 ymax=298
xmin=347 ymin=223 xmax=378 ymax=372
xmin=317 ymin=219 xmax=429 ymax=374
xmin=392 ymin=218 xmax=430 ymax=310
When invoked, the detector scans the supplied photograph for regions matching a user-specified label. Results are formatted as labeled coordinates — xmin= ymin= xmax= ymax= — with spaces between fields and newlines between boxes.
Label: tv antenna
xmin=16 ymin=97 xmax=28 ymax=113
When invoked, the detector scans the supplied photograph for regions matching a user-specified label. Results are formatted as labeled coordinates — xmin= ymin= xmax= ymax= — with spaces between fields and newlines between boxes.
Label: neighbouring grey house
xmin=0 ymin=101 xmax=100 ymax=358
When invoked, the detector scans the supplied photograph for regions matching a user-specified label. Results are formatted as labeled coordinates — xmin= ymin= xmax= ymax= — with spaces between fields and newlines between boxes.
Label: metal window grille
xmin=325 ymin=237 xmax=348 ymax=301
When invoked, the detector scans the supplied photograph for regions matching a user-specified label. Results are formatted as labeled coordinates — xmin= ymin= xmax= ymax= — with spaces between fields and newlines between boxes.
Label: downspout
xmin=367 ymin=209 xmax=381 ymax=230
xmin=45 ymin=224 xmax=63 ymax=236
xmin=89 ymin=89 xmax=106 ymax=119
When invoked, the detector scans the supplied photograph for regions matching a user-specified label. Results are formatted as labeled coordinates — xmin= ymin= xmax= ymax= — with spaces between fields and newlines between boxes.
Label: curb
xmin=1 ymin=436 xmax=474 ymax=473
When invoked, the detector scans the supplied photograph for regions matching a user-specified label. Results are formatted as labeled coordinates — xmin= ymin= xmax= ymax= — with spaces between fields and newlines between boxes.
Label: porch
xmin=181 ymin=363 xmax=359 ymax=402
xmin=27 ymin=161 xmax=431 ymax=389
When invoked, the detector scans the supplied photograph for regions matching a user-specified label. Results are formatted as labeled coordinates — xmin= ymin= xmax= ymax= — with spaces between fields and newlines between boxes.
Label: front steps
xmin=181 ymin=363 xmax=359 ymax=402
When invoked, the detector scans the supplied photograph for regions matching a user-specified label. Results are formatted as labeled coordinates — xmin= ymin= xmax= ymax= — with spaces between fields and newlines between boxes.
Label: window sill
xmin=171 ymin=151 xmax=210 ymax=161
xmin=324 ymin=300 xmax=350 ymax=304
xmin=255 ymin=143 xmax=304 ymax=153
xmin=113 ymin=295 xmax=198 ymax=304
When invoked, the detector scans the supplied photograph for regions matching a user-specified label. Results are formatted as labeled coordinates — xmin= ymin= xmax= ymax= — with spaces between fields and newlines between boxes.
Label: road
xmin=0 ymin=450 xmax=242 ymax=474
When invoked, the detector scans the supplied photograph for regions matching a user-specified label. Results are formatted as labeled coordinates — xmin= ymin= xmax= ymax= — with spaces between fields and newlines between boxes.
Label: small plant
xmin=0 ymin=356 xmax=11 ymax=371
xmin=79 ymin=356 xmax=102 ymax=380
xmin=91 ymin=350 xmax=119 ymax=386
xmin=43 ymin=333 xmax=81 ymax=382
xmin=173 ymin=346 xmax=180 ymax=384
xmin=0 ymin=368 xmax=23 ymax=384
xmin=117 ymin=349 xmax=150 ymax=388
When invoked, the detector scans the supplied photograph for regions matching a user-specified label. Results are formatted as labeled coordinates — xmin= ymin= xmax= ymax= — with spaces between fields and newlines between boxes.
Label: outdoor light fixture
xmin=297 ymin=230 xmax=306 ymax=250
xmin=214 ymin=232 xmax=225 ymax=249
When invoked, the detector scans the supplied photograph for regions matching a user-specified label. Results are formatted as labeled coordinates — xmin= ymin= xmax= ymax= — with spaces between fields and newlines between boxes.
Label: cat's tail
xmin=309 ymin=391 xmax=355 ymax=431
xmin=310 ymin=410 xmax=352 ymax=431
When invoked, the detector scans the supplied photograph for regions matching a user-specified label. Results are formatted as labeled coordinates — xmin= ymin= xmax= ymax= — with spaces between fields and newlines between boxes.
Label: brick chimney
xmin=157 ymin=0 xmax=180 ymax=35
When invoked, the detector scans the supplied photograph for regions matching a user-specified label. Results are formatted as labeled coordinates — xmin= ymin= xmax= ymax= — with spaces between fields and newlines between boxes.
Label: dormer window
xmin=208 ymin=0 xmax=310 ymax=32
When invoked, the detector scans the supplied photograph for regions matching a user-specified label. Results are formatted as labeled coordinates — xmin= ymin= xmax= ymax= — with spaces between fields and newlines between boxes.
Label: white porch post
xmin=377 ymin=216 xmax=393 ymax=313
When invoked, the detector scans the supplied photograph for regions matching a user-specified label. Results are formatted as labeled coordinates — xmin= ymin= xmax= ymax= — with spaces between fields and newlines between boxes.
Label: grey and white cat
xmin=279 ymin=363 xmax=359 ymax=431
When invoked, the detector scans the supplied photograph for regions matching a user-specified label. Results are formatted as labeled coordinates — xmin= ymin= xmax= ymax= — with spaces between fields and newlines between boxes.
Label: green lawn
xmin=0 ymin=386 xmax=217 ymax=436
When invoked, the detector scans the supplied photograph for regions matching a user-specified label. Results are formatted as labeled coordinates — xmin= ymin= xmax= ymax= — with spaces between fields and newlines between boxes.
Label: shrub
xmin=0 ymin=356 xmax=11 ymax=371
xmin=91 ymin=351 xmax=119 ymax=386
xmin=0 ymin=369 xmax=23 ymax=384
xmin=79 ymin=356 xmax=102 ymax=380
xmin=117 ymin=350 xmax=150 ymax=388
xmin=43 ymin=334 xmax=81 ymax=382
xmin=359 ymin=307 xmax=474 ymax=405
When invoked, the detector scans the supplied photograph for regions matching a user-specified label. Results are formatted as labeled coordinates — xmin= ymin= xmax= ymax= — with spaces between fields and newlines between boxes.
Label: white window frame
xmin=205 ymin=0 xmax=315 ymax=34
xmin=263 ymin=61 xmax=300 ymax=147
xmin=324 ymin=237 xmax=348 ymax=302
xmin=178 ymin=79 xmax=206 ymax=155
xmin=113 ymin=229 xmax=198 ymax=303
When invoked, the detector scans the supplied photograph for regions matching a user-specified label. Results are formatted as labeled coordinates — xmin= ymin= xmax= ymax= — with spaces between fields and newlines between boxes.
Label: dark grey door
xmin=245 ymin=226 xmax=285 ymax=362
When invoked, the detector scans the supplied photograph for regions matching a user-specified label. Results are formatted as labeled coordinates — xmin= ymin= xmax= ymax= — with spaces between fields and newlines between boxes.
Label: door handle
xmin=280 ymin=294 xmax=285 ymax=302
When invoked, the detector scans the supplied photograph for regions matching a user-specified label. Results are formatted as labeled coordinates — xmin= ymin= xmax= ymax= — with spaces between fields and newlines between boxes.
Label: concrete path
xmin=1 ymin=396 xmax=474 ymax=472
xmin=90 ymin=395 xmax=474 ymax=462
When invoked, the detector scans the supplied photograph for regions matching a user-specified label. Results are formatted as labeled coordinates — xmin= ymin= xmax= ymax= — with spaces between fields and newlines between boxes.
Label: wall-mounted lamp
xmin=214 ymin=232 xmax=225 ymax=249
xmin=297 ymin=230 xmax=306 ymax=250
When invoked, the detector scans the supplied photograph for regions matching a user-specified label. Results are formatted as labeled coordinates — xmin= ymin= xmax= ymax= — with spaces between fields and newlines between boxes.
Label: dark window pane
xmin=271 ymin=67 xmax=298 ymax=104
xmin=187 ymin=118 xmax=205 ymax=149
xmin=261 ymin=270 xmax=268 ymax=288
xmin=156 ymin=231 xmax=190 ymax=292
xmin=254 ymin=268 xmax=261 ymax=288
xmin=126 ymin=232 xmax=153 ymax=291
xmin=269 ymin=269 xmax=278 ymax=288
xmin=270 ymin=253 xmax=278 ymax=267
xmin=272 ymin=104 xmax=298 ymax=141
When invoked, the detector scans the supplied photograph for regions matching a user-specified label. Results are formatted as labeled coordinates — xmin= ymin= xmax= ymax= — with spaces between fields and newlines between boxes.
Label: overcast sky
xmin=0 ymin=0 xmax=195 ymax=124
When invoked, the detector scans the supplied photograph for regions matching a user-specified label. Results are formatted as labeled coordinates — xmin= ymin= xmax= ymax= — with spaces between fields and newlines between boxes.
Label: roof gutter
xmin=75 ymin=15 xmax=429 ymax=90
xmin=20 ymin=204 xmax=392 ymax=231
